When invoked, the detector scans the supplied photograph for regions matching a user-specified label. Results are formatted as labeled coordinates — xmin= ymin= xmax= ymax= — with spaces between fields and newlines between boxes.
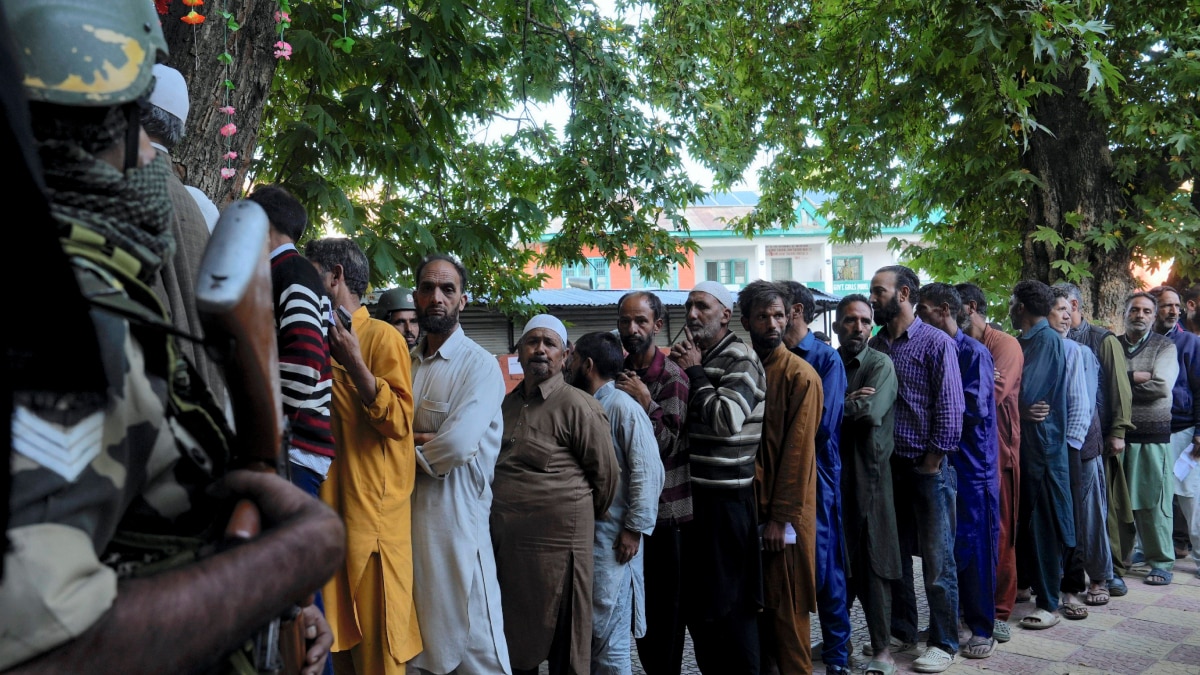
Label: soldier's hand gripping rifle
xmin=195 ymin=200 xmax=307 ymax=675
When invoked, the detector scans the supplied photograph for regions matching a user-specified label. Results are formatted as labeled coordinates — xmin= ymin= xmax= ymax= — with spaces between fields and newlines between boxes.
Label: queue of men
xmin=5 ymin=4 xmax=1200 ymax=673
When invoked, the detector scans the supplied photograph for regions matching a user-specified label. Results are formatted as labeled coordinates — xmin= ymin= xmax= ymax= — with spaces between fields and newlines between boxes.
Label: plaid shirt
xmin=868 ymin=316 xmax=964 ymax=459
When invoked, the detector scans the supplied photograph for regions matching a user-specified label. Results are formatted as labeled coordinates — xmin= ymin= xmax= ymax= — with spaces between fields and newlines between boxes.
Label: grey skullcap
xmin=521 ymin=314 xmax=568 ymax=345
xmin=692 ymin=280 xmax=734 ymax=309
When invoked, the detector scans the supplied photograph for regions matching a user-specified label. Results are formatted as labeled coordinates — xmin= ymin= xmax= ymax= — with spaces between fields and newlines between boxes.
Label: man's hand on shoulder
xmin=616 ymin=371 xmax=653 ymax=411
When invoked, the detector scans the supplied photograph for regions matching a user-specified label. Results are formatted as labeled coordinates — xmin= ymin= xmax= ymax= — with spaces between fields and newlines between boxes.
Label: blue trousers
xmin=890 ymin=456 xmax=960 ymax=655
xmin=815 ymin=470 xmax=851 ymax=667
xmin=289 ymin=463 xmax=334 ymax=675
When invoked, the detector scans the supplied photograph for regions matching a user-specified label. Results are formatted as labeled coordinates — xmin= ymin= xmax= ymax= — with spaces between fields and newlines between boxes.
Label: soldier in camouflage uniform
xmin=0 ymin=2 xmax=344 ymax=673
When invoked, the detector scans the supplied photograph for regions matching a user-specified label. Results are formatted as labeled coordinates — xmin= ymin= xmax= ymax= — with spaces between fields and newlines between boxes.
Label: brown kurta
xmin=756 ymin=344 xmax=822 ymax=672
xmin=491 ymin=373 xmax=618 ymax=674
xmin=981 ymin=325 xmax=1023 ymax=621
xmin=151 ymin=157 xmax=225 ymax=402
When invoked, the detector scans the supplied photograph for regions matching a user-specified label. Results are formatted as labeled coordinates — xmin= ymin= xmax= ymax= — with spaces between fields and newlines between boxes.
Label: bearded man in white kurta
xmin=409 ymin=255 xmax=511 ymax=675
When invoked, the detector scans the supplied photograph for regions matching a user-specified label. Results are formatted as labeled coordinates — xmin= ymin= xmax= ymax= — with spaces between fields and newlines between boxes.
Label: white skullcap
xmin=186 ymin=186 xmax=220 ymax=233
xmin=150 ymin=64 xmax=190 ymax=125
xmin=692 ymin=280 xmax=734 ymax=309
xmin=521 ymin=314 xmax=568 ymax=345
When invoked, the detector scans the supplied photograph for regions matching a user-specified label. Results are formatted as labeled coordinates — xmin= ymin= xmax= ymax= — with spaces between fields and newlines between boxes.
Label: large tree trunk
xmin=1021 ymin=67 xmax=1135 ymax=330
xmin=160 ymin=0 xmax=281 ymax=205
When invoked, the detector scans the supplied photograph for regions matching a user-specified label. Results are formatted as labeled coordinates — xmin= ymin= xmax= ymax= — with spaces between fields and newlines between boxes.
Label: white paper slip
xmin=1175 ymin=452 xmax=1197 ymax=483
xmin=784 ymin=522 xmax=797 ymax=545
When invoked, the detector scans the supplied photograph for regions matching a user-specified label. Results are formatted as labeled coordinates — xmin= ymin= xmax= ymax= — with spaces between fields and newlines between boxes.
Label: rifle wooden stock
xmin=195 ymin=200 xmax=304 ymax=675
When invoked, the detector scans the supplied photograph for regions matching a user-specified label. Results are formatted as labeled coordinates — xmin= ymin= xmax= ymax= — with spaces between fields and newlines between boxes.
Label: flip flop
xmin=1061 ymin=603 xmax=1088 ymax=620
xmin=1018 ymin=608 xmax=1060 ymax=630
xmin=864 ymin=660 xmax=897 ymax=675
xmin=962 ymin=635 xmax=996 ymax=659
xmin=1145 ymin=568 xmax=1173 ymax=586
xmin=1084 ymin=587 xmax=1110 ymax=605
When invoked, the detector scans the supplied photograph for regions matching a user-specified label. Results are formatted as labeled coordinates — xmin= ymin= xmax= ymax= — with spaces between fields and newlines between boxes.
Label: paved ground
xmin=616 ymin=554 xmax=1200 ymax=675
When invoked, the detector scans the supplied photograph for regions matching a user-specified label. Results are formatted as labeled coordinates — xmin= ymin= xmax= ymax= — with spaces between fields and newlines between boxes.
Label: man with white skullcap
xmin=670 ymin=281 xmax=768 ymax=673
xmin=141 ymin=64 xmax=225 ymax=401
xmin=491 ymin=315 xmax=619 ymax=675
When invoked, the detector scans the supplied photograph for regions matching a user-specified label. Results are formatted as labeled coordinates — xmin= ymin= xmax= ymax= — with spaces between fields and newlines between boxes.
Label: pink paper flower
xmin=218 ymin=106 xmax=236 ymax=115
xmin=219 ymin=123 xmax=237 ymax=137
xmin=223 ymin=151 xmax=238 ymax=160
xmin=275 ymin=10 xmax=290 ymax=23
xmin=221 ymin=167 xmax=237 ymax=180
xmin=274 ymin=41 xmax=292 ymax=60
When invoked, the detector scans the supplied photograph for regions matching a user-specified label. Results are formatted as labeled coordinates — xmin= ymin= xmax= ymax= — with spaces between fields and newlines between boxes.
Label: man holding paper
xmin=738 ymin=281 xmax=822 ymax=674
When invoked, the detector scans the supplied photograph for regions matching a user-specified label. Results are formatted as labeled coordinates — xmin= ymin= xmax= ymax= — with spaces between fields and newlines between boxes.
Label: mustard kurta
xmin=321 ymin=305 xmax=420 ymax=668
xmin=756 ymin=344 xmax=822 ymax=673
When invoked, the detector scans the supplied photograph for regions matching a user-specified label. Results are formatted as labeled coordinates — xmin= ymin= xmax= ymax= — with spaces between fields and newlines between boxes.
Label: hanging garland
xmin=152 ymin=1 xmax=306 ymax=181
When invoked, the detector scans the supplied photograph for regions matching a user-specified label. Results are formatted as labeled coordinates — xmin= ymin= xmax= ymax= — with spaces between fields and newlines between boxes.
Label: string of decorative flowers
xmin=154 ymin=1 xmax=303 ymax=182
xmin=216 ymin=0 xmax=239 ymax=179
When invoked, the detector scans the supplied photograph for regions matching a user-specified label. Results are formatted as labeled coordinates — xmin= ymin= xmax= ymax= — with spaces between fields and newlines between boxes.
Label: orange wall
xmin=524 ymin=243 xmax=696 ymax=290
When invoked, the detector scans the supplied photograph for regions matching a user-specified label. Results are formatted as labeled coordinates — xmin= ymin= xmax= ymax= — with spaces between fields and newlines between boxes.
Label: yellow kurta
xmin=321 ymin=305 xmax=420 ymax=668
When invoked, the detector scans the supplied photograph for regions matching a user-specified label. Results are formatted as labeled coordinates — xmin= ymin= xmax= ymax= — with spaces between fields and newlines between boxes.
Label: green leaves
xmin=250 ymin=0 xmax=701 ymax=315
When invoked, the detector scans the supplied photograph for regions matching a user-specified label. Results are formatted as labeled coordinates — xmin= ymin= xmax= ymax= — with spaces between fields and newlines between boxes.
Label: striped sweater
xmin=271 ymin=246 xmax=335 ymax=459
xmin=685 ymin=331 xmax=766 ymax=488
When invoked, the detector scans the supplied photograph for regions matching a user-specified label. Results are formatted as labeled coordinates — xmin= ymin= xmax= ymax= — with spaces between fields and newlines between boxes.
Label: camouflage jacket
xmin=1 ymin=223 xmax=231 ymax=670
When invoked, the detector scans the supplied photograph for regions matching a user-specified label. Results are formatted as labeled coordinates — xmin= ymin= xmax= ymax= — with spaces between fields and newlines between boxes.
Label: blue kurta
xmin=790 ymin=330 xmax=851 ymax=667
xmin=1017 ymin=319 xmax=1075 ymax=613
xmin=951 ymin=329 xmax=1000 ymax=637
xmin=592 ymin=382 xmax=664 ymax=675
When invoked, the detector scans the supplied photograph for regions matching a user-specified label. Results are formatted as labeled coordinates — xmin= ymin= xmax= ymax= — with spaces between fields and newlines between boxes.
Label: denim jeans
xmin=890 ymin=455 xmax=960 ymax=654
xmin=287 ymin=462 xmax=334 ymax=675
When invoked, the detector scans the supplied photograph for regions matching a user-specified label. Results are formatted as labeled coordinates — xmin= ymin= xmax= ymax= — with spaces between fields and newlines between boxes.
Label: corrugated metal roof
xmin=515 ymin=286 xmax=840 ymax=309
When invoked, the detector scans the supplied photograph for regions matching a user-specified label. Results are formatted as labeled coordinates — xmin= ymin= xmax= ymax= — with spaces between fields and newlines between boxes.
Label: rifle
xmin=195 ymin=200 xmax=306 ymax=675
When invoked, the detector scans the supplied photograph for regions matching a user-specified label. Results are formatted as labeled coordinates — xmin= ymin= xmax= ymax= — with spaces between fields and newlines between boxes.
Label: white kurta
xmin=591 ymin=382 xmax=665 ymax=673
xmin=409 ymin=327 xmax=511 ymax=674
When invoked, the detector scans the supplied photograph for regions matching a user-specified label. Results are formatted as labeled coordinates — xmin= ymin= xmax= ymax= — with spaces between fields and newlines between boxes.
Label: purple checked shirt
xmin=868 ymin=317 xmax=965 ymax=459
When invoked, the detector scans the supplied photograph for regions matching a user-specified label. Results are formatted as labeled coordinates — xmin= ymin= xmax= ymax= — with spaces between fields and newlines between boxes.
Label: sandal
xmin=1016 ymin=587 xmax=1032 ymax=602
xmin=1084 ymin=587 xmax=1110 ymax=606
xmin=864 ymin=660 xmax=896 ymax=675
xmin=993 ymin=619 xmax=1011 ymax=643
xmin=1145 ymin=568 xmax=1174 ymax=586
xmin=1018 ymin=608 xmax=1060 ymax=630
xmin=1061 ymin=603 xmax=1088 ymax=620
xmin=1109 ymin=575 xmax=1128 ymax=596
xmin=962 ymin=635 xmax=996 ymax=659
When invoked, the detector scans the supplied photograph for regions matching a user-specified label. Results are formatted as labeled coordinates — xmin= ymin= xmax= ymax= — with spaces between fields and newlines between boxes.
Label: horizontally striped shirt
xmin=868 ymin=316 xmax=964 ymax=459
xmin=685 ymin=331 xmax=766 ymax=488
xmin=271 ymin=245 xmax=335 ymax=466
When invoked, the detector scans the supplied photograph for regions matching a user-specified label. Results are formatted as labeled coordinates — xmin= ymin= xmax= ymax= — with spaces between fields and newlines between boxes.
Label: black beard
xmin=418 ymin=307 xmax=459 ymax=335
xmin=621 ymin=332 xmax=654 ymax=356
xmin=873 ymin=296 xmax=902 ymax=325
xmin=840 ymin=336 xmax=867 ymax=356
xmin=750 ymin=333 xmax=782 ymax=353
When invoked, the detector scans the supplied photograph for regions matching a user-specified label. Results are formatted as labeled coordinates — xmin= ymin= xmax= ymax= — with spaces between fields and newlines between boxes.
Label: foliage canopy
xmin=248 ymin=0 xmax=702 ymax=314
xmin=636 ymin=0 xmax=1200 ymax=311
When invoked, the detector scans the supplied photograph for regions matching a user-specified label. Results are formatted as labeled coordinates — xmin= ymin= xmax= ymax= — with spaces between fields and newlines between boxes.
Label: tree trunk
xmin=160 ymin=0 xmax=281 ymax=205
xmin=1021 ymin=67 xmax=1135 ymax=329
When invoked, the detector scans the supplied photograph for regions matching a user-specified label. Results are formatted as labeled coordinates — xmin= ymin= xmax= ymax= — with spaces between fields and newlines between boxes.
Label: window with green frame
xmin=562 ymin=258 xmax=610 ymax=289
xmin=704 ymin=259 xmax=748 ymax=285
xmin=631 ymin=260 xmax=678 ymax=289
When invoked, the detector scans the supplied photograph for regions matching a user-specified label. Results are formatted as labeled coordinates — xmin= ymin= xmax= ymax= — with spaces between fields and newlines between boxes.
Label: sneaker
xmin=913 ymin=646 xmax=956 ymax=673
xmin=993 ymin=619 xmax=1012 ymax=643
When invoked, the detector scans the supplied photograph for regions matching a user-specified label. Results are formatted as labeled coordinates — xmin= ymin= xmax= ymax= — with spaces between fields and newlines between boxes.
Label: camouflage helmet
xmin=376 ymin=287 xmax=416 ymax=319
xmin=4 ymin=0 xmax=168 ymax=106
